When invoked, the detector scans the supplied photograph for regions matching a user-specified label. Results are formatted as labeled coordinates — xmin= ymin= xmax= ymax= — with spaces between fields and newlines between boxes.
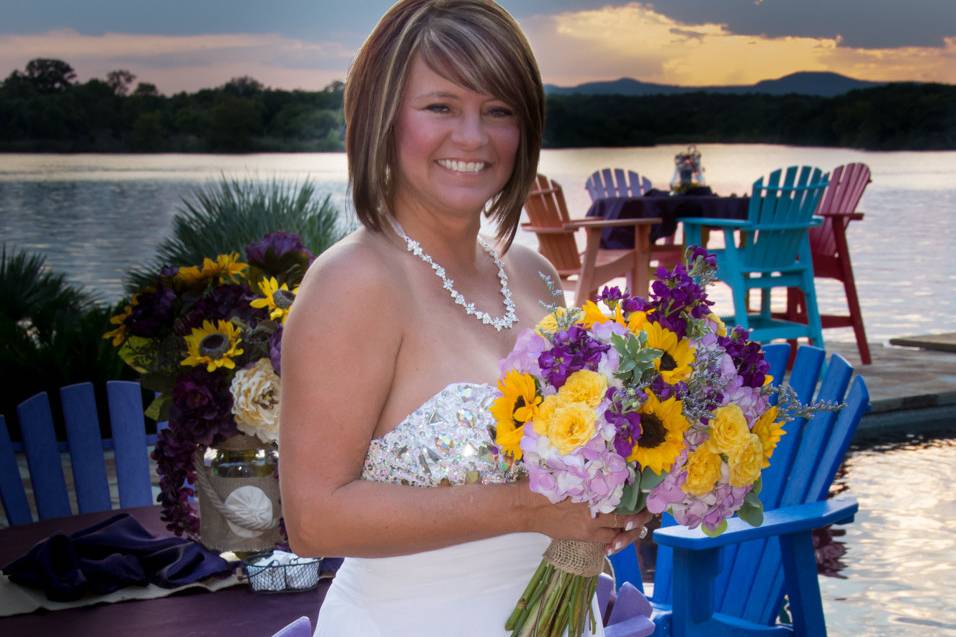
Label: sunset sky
xmin=1 ymin=0 xmax=954 ymax=94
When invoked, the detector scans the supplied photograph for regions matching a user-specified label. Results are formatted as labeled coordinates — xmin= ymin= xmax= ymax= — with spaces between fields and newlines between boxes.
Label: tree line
xmin=1 ymin=58 xmax=954 ymax=152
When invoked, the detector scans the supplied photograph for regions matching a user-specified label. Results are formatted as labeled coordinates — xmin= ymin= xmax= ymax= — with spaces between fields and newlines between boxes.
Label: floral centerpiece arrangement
xmin=670 ymin=144 xmax=705 ymax=193
xmin=103 ymin=231 xmax=313 ymax=538
xmin=492 ymin=247 xmax=838 ymax=637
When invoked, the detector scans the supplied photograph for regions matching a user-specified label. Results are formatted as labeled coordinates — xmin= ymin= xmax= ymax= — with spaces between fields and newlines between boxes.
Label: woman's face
xmin=393 ymin=55 xmax=520 ymax=220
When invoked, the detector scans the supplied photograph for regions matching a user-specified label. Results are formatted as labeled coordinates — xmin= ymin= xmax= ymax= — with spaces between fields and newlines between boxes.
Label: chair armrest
xmin=680 ymin=218 xmax=750 ymax=229
xmin=565 ymin=217 xmax=662 ymax=229
xmin=817 ymin=211 xmax=864 ymax=221
xmin=653 ymin=497 xmax=858 ymax=550
xmin=520 ymin=223 xmax=574 ymax=235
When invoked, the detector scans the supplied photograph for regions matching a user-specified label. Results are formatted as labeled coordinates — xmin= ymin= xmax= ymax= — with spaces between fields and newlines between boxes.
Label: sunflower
xmin=628 ymin=390 xmax=690 ymax=474
xmin=579 ymin=301 xmax=626 ymax=328
xmin=250 ymin=276 xmax=299 ymax=323
xmin=752 ymin=406 xmax=786 ymax=468
xmin=643 ymin=321 xmax=694 ymax=384
xmin=181 ymin=319 xmax=245 ymax=372
xmin=102 ymin=294 xmax=139 ymax=347
xmin=489 ymin=370 xmax=542 ymax=461
xmin=175 ymin=252 xmax=248 ymax=286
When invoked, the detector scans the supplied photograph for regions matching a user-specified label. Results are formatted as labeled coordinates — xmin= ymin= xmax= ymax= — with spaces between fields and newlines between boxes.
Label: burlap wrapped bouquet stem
xmin=542 ymin=540 xmax=605 ymax=578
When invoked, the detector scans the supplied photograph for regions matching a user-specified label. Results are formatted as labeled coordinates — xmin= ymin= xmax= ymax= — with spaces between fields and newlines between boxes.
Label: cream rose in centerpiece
xmin=230 ymin=357 xmax=281 ymax=443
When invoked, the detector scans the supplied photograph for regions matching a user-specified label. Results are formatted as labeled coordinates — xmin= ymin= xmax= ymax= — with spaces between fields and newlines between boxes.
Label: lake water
xmin=2 ymin=145 xmax=955 ymax=344
xmin=822 ymin=432 xmax=956 ymax=636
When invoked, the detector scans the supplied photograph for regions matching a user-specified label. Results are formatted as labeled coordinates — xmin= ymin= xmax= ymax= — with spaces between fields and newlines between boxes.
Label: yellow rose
xmin=546 ymin=402 xmax=596 ymax=455
xmin=728 ymin=434 xmax=764 ymax=487
xmin=710 ymin=404 xmax=751 ymax=454
xmin=532 ymin=394 xmax=562 ymax=436
xmin=682 ymin=444 xmax=723 ymax=496
xmin=752 ymin=406 xmax=786 ymax=468
xmin=535 ymin=308 xmax=568 ymax=335
xmin=558 ymin=370 xmax=608 ymax=408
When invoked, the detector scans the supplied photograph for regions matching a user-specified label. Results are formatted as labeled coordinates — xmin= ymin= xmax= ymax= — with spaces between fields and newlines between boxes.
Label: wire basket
xmin=241 ymin=551 xmax=322 ymax=593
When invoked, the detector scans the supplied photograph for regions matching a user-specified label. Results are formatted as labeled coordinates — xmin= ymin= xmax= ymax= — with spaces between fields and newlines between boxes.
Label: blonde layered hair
xmin=344 ymin=0 xmax=544 ymax=249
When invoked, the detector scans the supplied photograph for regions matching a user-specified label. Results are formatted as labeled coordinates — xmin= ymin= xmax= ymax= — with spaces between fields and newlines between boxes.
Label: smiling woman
xmin=276 ymin=1 xmax=650 ymax=636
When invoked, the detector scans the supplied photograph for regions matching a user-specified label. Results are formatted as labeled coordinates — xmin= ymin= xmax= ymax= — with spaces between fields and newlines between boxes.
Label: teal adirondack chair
xmin=0 ymin=381 xmax=155 ymax=525
xmin=610 ymin=343 xmax=870 ymax=636
xmin=682 ymin=166 xmax=829 ymax=348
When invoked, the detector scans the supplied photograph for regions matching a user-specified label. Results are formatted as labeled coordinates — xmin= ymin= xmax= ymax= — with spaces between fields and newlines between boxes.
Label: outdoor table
xmin=585 ymin=191 xmax=750 ymax=250
xmin=0 ymin=506 xmax=327 ymax=637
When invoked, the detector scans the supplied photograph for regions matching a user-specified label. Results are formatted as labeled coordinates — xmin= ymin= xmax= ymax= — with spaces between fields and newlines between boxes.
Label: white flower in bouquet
xmin=230 ymin=357 xmax=281 ymax=443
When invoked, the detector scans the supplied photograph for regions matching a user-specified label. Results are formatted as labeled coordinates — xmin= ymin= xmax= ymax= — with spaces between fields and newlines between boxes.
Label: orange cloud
xmin=520 ymin=2 xmax=956 ymax=86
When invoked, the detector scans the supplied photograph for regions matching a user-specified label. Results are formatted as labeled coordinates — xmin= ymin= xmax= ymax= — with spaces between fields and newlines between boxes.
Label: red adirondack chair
xmin=585 ymin=168 xmax=682 ymax=270
xmin=785 ymin=163 xmax=872 ymax=364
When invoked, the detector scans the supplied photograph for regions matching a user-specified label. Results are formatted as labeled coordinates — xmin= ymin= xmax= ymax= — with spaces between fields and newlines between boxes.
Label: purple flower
xmin=538 ymin=326 xmax=610 ymax=388
xmin=245 ymin=231 xmax=314 ymax=277
xmin=177 ymin=284 xmax=266 ymax=335
xmin=269 ymin=325 xmax=283 ymax=375
xmin=598 ymin=286 xmax=625 ymax=304
xmin=718 ymin=327 xmax=770 ymax=387
xmin=499 ymin=329 xmax=547 ymax=377
xmin=127 ymin=285 xmax=177 ymax=338
xmin=688 ymin=246 xmax=717 ymax=269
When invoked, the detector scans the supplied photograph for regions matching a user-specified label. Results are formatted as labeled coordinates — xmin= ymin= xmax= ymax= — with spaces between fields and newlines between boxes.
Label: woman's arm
xmin=279 ymin=238 xmax=646 ymax=558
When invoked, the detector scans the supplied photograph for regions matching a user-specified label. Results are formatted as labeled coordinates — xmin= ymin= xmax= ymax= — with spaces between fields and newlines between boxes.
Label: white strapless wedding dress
xmin=313 ymin=383 xmax=606 ymax=637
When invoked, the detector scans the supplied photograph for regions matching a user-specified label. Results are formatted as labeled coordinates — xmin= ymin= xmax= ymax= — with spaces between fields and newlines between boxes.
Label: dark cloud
xmin=642 ymin=0 xmax=955 ymax=49
xmin=2 ymin=0 xmax=952 ymax=50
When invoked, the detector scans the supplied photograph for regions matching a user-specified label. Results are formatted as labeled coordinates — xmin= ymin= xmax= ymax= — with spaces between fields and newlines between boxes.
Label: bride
xmin=279 ymin=1 xmax=651 ymax=634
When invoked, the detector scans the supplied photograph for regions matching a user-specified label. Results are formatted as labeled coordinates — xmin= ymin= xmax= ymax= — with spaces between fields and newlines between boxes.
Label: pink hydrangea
xmin=498 ymin=329 xmax=547 ymax=377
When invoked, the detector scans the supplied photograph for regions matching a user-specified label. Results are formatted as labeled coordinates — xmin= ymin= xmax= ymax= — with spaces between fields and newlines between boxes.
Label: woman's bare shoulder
xmin=503 ymin=241 xmax=563 ymax=300
xmin=297 ymin=228 xmax=408 ymax=309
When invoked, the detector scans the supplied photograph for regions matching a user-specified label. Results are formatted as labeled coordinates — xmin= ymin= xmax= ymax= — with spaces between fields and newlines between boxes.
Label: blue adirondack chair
xmin=0 ymin=381 xmax=156 ymax=526
xmin=610 ymin=343 xmax=870 ymax=636
xmin=682 ymin=166 xmax=829 ymax=348
xmin=585 ymin=168 xmax=654 ymax=200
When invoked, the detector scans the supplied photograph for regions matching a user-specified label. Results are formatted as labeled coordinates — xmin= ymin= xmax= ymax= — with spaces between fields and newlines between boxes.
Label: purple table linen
xmin=0 ymin=506 xmax=330 ymax=637
xmin=585 ymin=190 xmax=750 ymax=250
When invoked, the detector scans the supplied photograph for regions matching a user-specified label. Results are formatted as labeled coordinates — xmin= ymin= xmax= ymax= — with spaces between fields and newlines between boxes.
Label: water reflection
xmin=821 ymin=431 xmax=956 ymax=636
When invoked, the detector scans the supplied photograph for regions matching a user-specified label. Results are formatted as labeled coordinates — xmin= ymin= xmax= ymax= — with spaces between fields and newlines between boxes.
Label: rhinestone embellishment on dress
xmin=362 ymin=383 xmax=524 ymax=487
xmin=391 ymin=220 xmax=518 ymax=331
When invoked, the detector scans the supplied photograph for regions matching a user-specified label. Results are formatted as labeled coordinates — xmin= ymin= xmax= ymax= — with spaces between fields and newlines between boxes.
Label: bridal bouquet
xmin=492 ymin=247 xmax=832 ymax=637
xmin=103 ymin=231 xmax=313 ymax=536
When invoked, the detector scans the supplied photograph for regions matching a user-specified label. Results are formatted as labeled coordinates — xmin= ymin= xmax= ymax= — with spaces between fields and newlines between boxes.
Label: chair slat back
xmin=585 ymin=169 xmax=652 ymax=202
xmin=810 ymin=163 xmax=871 ymax=259
xmin=735 ymin=355 xmax=856 ymax=622
xmin=107 ymin=381 xmax=153 ymax=508
xmin=646 ymin=341 xmax=801 ymax=607
xmin=17 ymin=392 xmax=72 ymax=520
xmin=525 ymin=174 xmax=582 ymax=272
xmin=0 ymin=414 xmax=33 ymax=525
xmin=61 ymin=383 xmax=112 ymax=513
xmin=744 ymin=166 xmax=828 ymax=271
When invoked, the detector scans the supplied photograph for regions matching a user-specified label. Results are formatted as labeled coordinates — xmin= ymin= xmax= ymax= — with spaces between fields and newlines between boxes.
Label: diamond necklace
xmin=390 ymin=219 xmax=518 ymax=331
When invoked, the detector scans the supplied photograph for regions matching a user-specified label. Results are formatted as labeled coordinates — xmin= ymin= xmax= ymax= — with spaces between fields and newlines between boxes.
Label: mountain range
xmin=544 ymin=71 xmax=886 ymax=98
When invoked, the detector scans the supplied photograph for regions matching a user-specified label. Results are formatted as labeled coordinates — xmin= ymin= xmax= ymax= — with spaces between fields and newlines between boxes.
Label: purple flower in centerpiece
xmin=269 ymin=325 xmax=283 ymax=375
xmin=176 ymin=284 xmax=267 ymax=335
xmin=127 ymin=285 xmax=177 ymax=338
xmin=245 ymin=231 xmax=314 ymax=277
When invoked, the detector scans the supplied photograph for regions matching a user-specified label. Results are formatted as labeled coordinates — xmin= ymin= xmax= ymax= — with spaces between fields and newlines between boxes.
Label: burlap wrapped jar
xmin=195 ymin=434 xmax=282 ymax=552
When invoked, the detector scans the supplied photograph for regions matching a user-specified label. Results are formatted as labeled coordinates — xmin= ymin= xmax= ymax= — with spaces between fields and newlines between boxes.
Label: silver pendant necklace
xmin=390 ymin=219 xmax=518 ymax=331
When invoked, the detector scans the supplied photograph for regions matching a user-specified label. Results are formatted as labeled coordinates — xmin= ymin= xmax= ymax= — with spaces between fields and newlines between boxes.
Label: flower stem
xmin=506 ymin=560 xmax=549 ymax=630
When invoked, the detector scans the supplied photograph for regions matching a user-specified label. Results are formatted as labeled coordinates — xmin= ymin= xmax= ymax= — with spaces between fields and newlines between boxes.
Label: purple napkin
xmin=2 ymin=513 xmax=234 ymax=602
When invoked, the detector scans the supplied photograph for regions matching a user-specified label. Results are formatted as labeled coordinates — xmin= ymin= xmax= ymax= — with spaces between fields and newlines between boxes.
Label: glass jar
xmin=670 ymin=145 xmax=706 ymax=193
xmin=211 ymin=443 xmax=278 ymax=479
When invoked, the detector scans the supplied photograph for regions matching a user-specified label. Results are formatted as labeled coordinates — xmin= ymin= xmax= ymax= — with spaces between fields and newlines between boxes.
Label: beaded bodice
xmin=362 ymin=383 xmax=523 ymax=487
